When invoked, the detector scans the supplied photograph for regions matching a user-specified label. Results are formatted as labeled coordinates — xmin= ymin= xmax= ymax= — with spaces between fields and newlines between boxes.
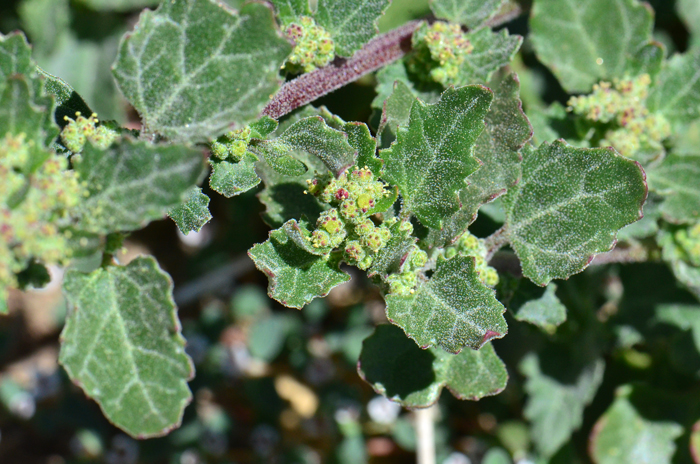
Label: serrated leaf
xmin=269 ymin=0 xmax=310 ymax=25
xmin=648 ymin=48 xmax=700 ymax=124
xmin=71 ymin=140 xmax=206 ymax=234
xmin=358 ymin=324 xmax=507 ymax=408
xmin=655 ymin=304 xmax=700 ymax=354
xmin=429 ymin=0 xmax=504 ymax=29
xmin=530 ymin=0 xmax=654 ymax=93
xmin=424 ymin=74 xmax=530 ymax=247
xmin=455 ymin=28 xmax=522 ymax=86
xmin=209 ymin=154 xmax=261 ymax=197
xmin=248 ymin=220 xmax=350 ymax=308
xmin=367 ymin=221 xmax=416 ymax=281
xmin=315 ymin=0 xmax=390 ymax=57
xmin=380 ymin=85 xmax=492 ymax=229
xmin=647 ymin=154 xmax=700 ymax=224
xmin=589 ymin=386 xmax=683 ymax=464
xmin=520 ymin=353 xmax=605 ymax=458
xmin=503 ymin=141 xmax=647 ymax=286
xmin=112 ymin=0 xmax=292 ymax=143
xmin=514 ymin=284 xmax=566 ymax=333
xmin=378 ymin=79 xmax=415 ymax=140
xmin=168 ymin=186 xmax=212 ymax=234
xmin=59 ymin=256 xmax=193 ymax=438
xmin=386 ymin=255 xmax=507 ymax=353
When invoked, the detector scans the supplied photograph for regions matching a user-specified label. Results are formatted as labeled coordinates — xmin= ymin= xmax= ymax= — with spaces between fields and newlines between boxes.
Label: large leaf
xmin=358 ymin=324 xmax=507 ymax=408
xmin=429 ymin=0 xmax=504 ymax=29
xmin=589 ymin=385 xmax=683 ymax=464
xmin=168 ymin=186 xmax=212 ymax=234
xmin=647 ymin=154 xmax=700 ymax=224
xmin=59 ymin=257 xmax=194 ymax=438
xmin=520 ymin=353 xmax=605 ymax=458
xmin=456 ymin=28 xmax=522 ymax=85
xmin=385 ymin=256 xmax=507 ymax=353
xmin=112 ymin=0 xmax=291 ymax=143
xmin=248 ymin=220 xmax=350 ymax=309
xmin=530 ymin=0 xmax=654 ymax=93
xmin=71 ymin=140 xmax=206 ymax=234
xmin=648 ymin=48 xmax=700 ymax=124
xmin=380 ymin=85 xmax=492 ymax=229
xmin=503 ymin=141 xmax=647 ymax=286
xmin=315 ymin=0 xmax=390 ymax=57
xmin=425 ymin=74 xmax=530 ymax=247
xmin=514 ymin=284 xmax=567 ymax=333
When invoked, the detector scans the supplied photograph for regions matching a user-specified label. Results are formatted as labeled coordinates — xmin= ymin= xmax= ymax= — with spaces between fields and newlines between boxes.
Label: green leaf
xmin=358 ymin=324 xmax=507 ymax=408
xmin=269 ymin=0 xmax=310 ymax=25
xmin=429 ymin=0 xmax=504 ymax=29
xmin=367 ymin=221 xmax=416 ymax=282
xmin=660 ymin=230 xmax=700 ymax=301
xmin=503 ymin=141 xmax=647 ymax=286
xmin=530 ymin=0 xmax=654 ymax=93
xmin=168 ymin=186 xmax=212 ymax=234
xmin=59 ymin=257 xmax=194 ymax=438
xmin=678 ymin=0 xmax=700 ymax=47
xmin=380 ymin=85 xmax=492 ymax=229
xmin=76 ymin=0 xmax=160 ymax=12
xmin=18 ymin=0 xmax=70 ymax=56
xmin=424 ymin=74 xmax=530 ymax=247
xmin=248 ymin=314 xmax=301 ymax=361
xmin=455 ymin=28 xmax=522 ymax=86
xmin=589 ymin=385 xmax=683 ymax=464
xmin=0 ymin=76 xmax=50 ymax=154
xmin=378 ymin=79 xmax=415 ymax=140
xmin=655 ymin=304 xmax=700 ymax=354
xmin=372 ymin=61 xmax=414 ymax=111
xmin=248 ymin=220 xmax=350 ymax=309
xmin=345 ymin=121 xmax=382 ymax=175
xmin=37 ymin=68 xmax=94 ymax=129
xmin=315 ymin=0 xmax=390 ymax=57
xmin=514 ymin=284 xmax=567 ymax=333
xmin=209 ymin=153 xmax=261 ymax=198
xmin=520 ymin=353 xmax=605 ymax=458
xmin=71 ymin=140 xmax=206 ymax=234
xmin=252 ymin=116 xmax=356 ymax=177
xmin=112 ymin=0 xmax=292 ymax=143
xmin=648 ymin=48 xmax=700 ymax=124
xmin=386 ymin=255 xmax=507 ymax=353
xmin=647 ymin=154 xmax=700 ymax=224
xmin=482 ymin=448 xmax=512 ymax=464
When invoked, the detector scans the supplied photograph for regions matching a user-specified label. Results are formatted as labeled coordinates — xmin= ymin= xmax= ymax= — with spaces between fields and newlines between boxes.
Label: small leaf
xmin=269 ymin=0 xmax=310 ymax=25
xmin=345 ymin=121 xmax=382 ymax=175
xmin=530 ymin=0 xmax=654 ymax=93
xmin=520 ymin=353 xmax=605 ymax=458
xmin=112 ymin=0 xmax=292 ymax=142
xmin=248 ymin=220 xmax=350 ymax=309
xmin=647 ymin=154 xmax=700 ymax=224
xmin=456 ymin=28 xmax=522 ymax=85
xmin=71 ymin=140 xmax=206 ymax=234
xmin=315 ymin=0 xmax=390 ymax=57
xmin=589 ymin=385 xmax=683 ymax=464
xmin=209 ymin=154 xmax=261 ymax=197
xmin=59 ymin=256 xmax=193 ymax=438
xmin=655 ymin=304 xmax=700 ymax=354
xmin=168 ymin=186 xmax=212 ymax=234
xmin=514 ymin=284 xmax=567 ymax=333
xmin=386 ymin=255 xmax=507 ymax=353
xmin=368 ymin=220 xmax=416 ymax=282
xmin=358 ymin=324 xmax=507 ymax=408
xmin=429 ymin=0 xmax=504 ymax=29
xmin=38 ymin=67 xmax=94 ymax=129
xmin=380 ymin=85 xmax=492 ymax=228
xmin=378 ymin=79 xmax=415 ymax=139
xmin=372 ymin=61 xmax=414 ymax=111
xmin=648 ymin=48 xmax=700 ymax=124
xmin=503 ymin=141 xmax=647 ymax=286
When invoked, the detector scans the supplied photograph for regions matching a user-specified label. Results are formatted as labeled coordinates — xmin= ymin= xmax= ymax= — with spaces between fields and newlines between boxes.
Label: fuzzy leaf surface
xmin=38 ymin=68 xmax=94 ymax=128
xmin=71 ymin=140 xmax=205 ymax=234
xmin=530 ymin=0 xmax=654 ymax=92
xmin=345 ymin=121 xmax=382 ymax=175
xmin=112 ymin=0 xmax=291 ymax=142
xmin=648 ymin=48 xmax=700 ymax=124
xmin=380 ymin=86 xmax=492 ymax=229
xmin=367 ymin=221 xmax=416 ymax=282
xmin=514 ymin=284 xmax=567 ymax=333
xmin=269 ymin=0 xmax=310 ymax=25
xmin=503 ymin=141 xmax=647 ymax=286
xmin=429 ymin=0 xmax=504 ymax=29
xmin=59 ymin=257 xmax=193 ymax=438
xmin=248 ymin=220 xmax=350 ymax=309
xmin=168 ymin=186 xmax=212 ymax=234
xmin=315 ymin=0 xmax=390 ymax=57
xmin=647 ymin=154 xmax=700 ymax=224
xmin=520 ymin=353 xmax=605 ymax=458
xmin=358 ymin=324 xmax=507 ymax=408
xmin=456 ymin=29 xmax=522 ymax=85
xmin=386 ymin=256 xmax=507 ymax=353
xmin=209 ymin=154 xmax=261 ymax=198
xmin=378 ymin=80 xmax=415 ymax=140
xmin=589 ymin=386 xmax=683 ymax=464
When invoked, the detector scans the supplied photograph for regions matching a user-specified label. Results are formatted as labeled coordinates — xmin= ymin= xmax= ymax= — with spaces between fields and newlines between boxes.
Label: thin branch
xmin=484 ymin=226 xmax=509 ymax=262
xmin=415 ymin=405 xmax=436 ymax=464
xmin=589 ymin=245 xmax=650 ymax=266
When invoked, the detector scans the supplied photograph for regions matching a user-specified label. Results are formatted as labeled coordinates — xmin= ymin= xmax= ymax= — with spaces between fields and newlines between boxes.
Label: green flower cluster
xmin=60 ymin=112 xmax=118 ymax=153
xmin=568 ymin=74 xmax=671 ymax=159
xmin=306 ymin=166 xmax=394 ymax=270
xmin=209 ymin=126 xmax=252 ymax=162
xmin=412 ymin=21 xmax=473 ymax=85
xmin=284 ymin=16 xmax=335 ymax=73
xmin=1 ymin=132 xmax=84 ymax=303
xmin=385 ymin=221 xmax=428 ymax=296
xmin=445 ymin=231 xmax=498 ymax=287
xmin=675 ymin=223 xmax=700 ymax=267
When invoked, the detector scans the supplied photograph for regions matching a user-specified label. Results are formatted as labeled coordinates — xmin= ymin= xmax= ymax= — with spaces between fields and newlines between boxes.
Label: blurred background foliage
xmin=0 ymin=0 xmax=699 ymax=463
